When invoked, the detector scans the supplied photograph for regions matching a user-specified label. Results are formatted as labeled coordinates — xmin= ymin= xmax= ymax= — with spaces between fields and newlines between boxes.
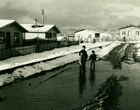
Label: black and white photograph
xmin=0 ymin=0 xmax=140 ymax=110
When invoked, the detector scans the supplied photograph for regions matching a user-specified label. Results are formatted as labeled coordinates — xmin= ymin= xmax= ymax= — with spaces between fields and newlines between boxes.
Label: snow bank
xmin=0 ymin=42 xmax=111 ymax=71
xmin=0 ymin=42 xmax=120 ymax=87
xmin=134 ymin=43 xmax=140 ymax=57
xmin=95 ymin=43 xmax=121 ymax=59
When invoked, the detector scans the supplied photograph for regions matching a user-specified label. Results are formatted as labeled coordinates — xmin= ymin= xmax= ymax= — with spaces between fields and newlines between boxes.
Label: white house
xmin=20 ymin=24 xmax=61 ymax=41
xmin=75 ymin=29 xmax=100 ymax=43
xmin=100 ymin=33 xmax=112 ymax=42
xmin=119 ymin=25 xmax=140 ymax=41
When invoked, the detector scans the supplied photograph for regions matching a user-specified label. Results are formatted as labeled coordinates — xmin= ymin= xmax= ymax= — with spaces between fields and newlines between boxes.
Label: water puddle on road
xmin=1 ymin=43 xmax=140 ymax=110
xmin=0 ymin=61 xmax=116 ymax=110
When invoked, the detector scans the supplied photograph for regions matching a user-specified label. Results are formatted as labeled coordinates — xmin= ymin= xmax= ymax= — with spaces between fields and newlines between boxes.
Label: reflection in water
xmin=78 ymin=70 xmax=86 ymax=97
xmin=89 ymin=69 xmax=95 ymax=86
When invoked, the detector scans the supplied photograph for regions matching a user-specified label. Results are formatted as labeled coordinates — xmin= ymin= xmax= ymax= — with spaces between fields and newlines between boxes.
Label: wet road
xmin=0 ymin=60 xmax=117 ymax=110
xmin=1 ymin=43 xmax=140 ymax=110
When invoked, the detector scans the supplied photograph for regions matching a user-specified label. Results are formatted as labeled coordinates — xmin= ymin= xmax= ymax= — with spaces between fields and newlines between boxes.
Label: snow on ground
xmin=134 ymin=43 xmax=140 ymax=57
xmin=0 ymin=42 xmax=111 ymax=71
xmin=0 ymin=42 xmax=120 ymax=87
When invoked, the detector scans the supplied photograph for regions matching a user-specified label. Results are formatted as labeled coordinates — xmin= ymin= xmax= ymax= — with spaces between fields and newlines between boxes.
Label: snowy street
xmin=0 ymin=42 xmax=120 ymax=87
xmin=0 ymin=42 xmax=140 ymax=110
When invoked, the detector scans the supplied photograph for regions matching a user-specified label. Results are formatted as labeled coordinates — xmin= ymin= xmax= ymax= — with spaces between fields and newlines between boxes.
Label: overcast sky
xmin=0 ymin=0 xmax=140 ymax=34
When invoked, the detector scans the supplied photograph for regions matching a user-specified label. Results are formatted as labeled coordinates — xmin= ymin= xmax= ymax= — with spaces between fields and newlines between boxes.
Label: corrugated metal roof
xmin=21 ymin=24 xmax=60 ymax=33
xmin=0 ymin=19 xmax=15 ymax=28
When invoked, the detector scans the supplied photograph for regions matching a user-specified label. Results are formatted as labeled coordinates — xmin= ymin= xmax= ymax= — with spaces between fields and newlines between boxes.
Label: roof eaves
xmin=119 ymin=25 xmax=139 ymax=30
xmin=47 ymin=25 xmax=61 ymax=33
xmin=15 ymin=21 xmax=28 ymax=32
xmin=74 ymin=29 xmax=86 ymax=33
xmin=0 ymin=20 xmax=15 ymax=29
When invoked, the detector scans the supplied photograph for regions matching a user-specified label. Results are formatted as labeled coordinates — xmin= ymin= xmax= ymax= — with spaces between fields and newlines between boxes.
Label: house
xmin=119 ymin=25 xmax=140 ymax=41
xmin=57 ymin=33 xmax=75 ymax=41
xmin=20 ymin=24 xmax=61 ymax=41
xmin=75 ymin=29 xmax=100 ymax=43
xmin=100 ymin=33 xmax=112 ymax=42
xmin=57 ymin=36 xmax=68 ymax=41
xmin=67 ymin=34 xmax=75 ymax=41
xmin=0 ymin=19 xmax=28 ymax=49
xmin=57 ymin=33 xmax=68 ymax=41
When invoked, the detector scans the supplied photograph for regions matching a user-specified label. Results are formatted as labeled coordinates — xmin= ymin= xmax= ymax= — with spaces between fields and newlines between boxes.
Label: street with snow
xmin=0 ymin=42 xmax=140 ymax=110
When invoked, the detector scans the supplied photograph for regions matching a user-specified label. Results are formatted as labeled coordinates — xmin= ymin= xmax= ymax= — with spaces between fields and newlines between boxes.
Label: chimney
xmin=35 ymin=19 xmax=37 ymax=27
xmin=42 ymin=9 xmax=44 ymax=25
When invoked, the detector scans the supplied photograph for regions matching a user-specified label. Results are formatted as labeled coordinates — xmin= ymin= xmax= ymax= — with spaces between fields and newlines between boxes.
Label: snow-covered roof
xmin=100 ymin=33 xmax=112 ymax=36
xmin=119 ymin=25 xmax=140 ymax=30
xmin=0 ymin=19 xmax=28 ymax=32
xmin=57 ymin=36 xmax=68 ymax=41
xmin=75 ymin=29 xmax=100 ymax=34
xmin=88 ymin=30 xmax=100 ymax=33
xmin=21 ymin=24 xmax=61 ymax=33
xmin=0 ymin=19 xmax=15 ymax=28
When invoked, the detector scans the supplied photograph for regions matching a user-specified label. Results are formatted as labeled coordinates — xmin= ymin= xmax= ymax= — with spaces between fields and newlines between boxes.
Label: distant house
xmin=57 ymin=33 xmax=68 ymax=41
xmin=57 ymin=36 xmax=68 ymax=41
xmin=75 ymin=29 xmax=100 ymax=43
xmin=0 ymin=19 xmax=28 ymax=49
xmin=67 ymin=34 xmax=75 ymax=41
xmin=119 ymin=25 xmax=140 ymax=41
xmin=100 ymin=33 xmax=112 ymax=42
xmin=57 ymin=33 xmax=75 ymax=41
xmin=21 ymin=24 xmax=61 ymax=41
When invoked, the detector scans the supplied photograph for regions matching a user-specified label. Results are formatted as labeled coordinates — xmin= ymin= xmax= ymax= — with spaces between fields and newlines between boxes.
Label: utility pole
xmin=42 ymin=9 xmax=44 ymax=25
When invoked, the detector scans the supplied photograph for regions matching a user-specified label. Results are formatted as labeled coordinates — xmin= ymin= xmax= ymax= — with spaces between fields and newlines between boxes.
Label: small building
xmin=67 ymin=34 xmax=75 ymax=41
xmin=57 ymin=33 xmax=68 ymax=41
xmin=100 ymin=33 xmax=112 ymax=42
xmin=57 ymin=36 xmax=68 ymax=41
xmin=0 ymin=19 xmax=28 ymax=49
xmin=21 ymin=24 xmax=61 ymax=41
xmin=75 ymin=29 xmax=100 ymax=43
xmin=119 ymin=25 xmax=140 ymax=41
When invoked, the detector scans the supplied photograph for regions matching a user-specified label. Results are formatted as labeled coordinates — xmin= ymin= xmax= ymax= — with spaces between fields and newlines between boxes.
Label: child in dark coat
xmin=79 ymin=51 xmax=86 ymax=73
xmin=89 ymin=50 xmax=96 ymax=71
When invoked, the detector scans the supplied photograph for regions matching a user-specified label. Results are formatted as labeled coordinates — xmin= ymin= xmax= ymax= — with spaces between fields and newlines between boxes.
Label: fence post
xmin=68 ymin=37 xmax=69 ymax=46
xmin=37 ymin=39 xmax=39 ymax=53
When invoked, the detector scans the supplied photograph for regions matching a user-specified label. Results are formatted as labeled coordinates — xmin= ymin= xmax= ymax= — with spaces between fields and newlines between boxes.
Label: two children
xmin=79 ymin=46 xmax=96 ymax=73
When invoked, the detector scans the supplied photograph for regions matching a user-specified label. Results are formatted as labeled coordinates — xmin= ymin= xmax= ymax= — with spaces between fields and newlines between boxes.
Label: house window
xmin=137 ymin=31 xmax=139 ymax=35
xmin=122 ymin=31 xmax=126 ymax=35
xmin=45 ymin=33 xmax=49 ymax=38
xmin=88 ymin=34 xmax=92 ymax=38
xmin=14 ymin=33 xmax=20 ymax=44
xmin=53 ymin=33 xmax=57 ymax=41
xmin=0 ymin=32 xmax=5 ymax=44
xmin=23 ymin=33 xmax=25 ymax=40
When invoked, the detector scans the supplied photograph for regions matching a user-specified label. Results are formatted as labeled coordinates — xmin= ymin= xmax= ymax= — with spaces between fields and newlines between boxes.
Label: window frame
xmin=14 ymin=32 xmax=20 ymax=44
xmin=0 ymin=31 xmax=5 ymax=44
xmin=122 ymin=31 xmax=126 ymax=35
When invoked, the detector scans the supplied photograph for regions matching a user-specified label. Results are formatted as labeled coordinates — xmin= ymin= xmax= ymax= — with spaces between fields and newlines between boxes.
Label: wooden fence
xmin=0 ymin=41 xmax=79 ymax=61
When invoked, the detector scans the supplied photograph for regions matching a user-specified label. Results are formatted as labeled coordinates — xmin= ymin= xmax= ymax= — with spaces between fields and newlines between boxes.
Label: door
xmin=6 ymin=32 xmax=11 ymax=48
